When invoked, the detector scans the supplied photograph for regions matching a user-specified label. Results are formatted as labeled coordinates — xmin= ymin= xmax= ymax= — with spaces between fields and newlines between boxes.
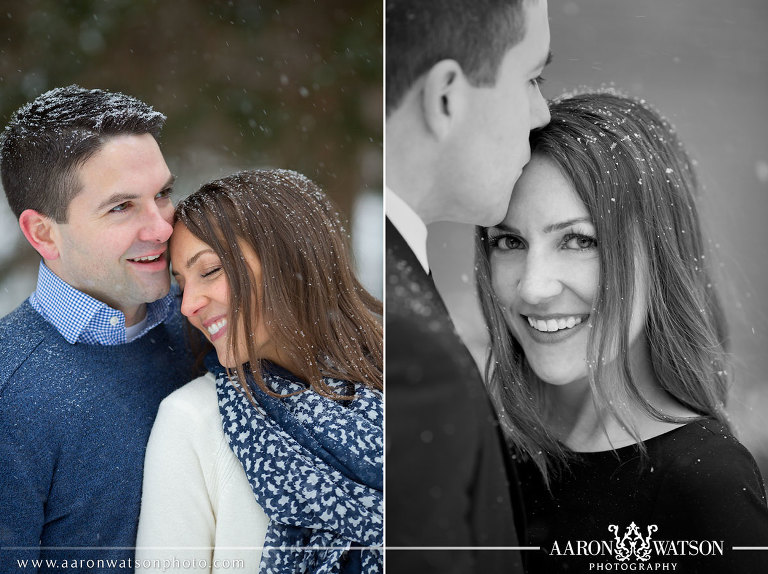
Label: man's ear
xmin=18 ymin=209 xmax=61 ymax=260
xmin=421 ymin=59 xmax=468 ymax=141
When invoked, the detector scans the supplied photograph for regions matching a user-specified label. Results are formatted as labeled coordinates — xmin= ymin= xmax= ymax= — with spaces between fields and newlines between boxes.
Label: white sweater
xmin=136 ymin=372 xmax=270 ymax=573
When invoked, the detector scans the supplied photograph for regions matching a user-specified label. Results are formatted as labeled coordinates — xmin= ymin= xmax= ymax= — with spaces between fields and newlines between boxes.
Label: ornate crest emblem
xmin=608 ymin=522 xmax=658 ymax=562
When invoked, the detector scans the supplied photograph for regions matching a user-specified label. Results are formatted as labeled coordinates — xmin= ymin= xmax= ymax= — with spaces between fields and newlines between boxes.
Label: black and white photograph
xmin=387 ymin=0 xmax=768 ymax=572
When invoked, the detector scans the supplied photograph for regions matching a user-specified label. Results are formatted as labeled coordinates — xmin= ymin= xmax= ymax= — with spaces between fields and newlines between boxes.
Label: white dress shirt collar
xmin=385 ymin=186 xmax=429 ymax=274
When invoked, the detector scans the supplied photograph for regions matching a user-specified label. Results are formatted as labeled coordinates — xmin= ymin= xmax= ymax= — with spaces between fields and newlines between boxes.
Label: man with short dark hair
xmin=0 ymin=85 xmax=196 ymax=571
xmin=385 ymin=0 xmax=551 ymax=572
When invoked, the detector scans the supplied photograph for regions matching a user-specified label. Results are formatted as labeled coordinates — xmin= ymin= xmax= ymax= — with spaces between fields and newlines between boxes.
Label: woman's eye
xmin=490 ymin=235 xmax=524 ymax=251
xmin=201 ymin=267 xmax=222 ymax=278
xmin=563 ymin=234 xmax=597 ymax=250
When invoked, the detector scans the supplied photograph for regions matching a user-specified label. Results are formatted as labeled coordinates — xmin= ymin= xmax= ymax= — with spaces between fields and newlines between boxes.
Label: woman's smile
xmin=203 ymin=315 xmax=228 ymax=342
xmin=520 ymin=313 xmax=590 ymax=344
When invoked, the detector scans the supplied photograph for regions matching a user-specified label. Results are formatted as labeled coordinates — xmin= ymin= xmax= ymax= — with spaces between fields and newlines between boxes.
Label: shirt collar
xmin=29 ymin=261 xmax=174 ymax=345
xmin=385 ymin=186 xmax=429 ymax=273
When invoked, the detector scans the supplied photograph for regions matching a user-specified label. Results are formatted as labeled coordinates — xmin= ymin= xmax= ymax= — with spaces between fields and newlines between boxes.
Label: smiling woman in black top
xmin=475 ymin=92 xmax=768 ymax=573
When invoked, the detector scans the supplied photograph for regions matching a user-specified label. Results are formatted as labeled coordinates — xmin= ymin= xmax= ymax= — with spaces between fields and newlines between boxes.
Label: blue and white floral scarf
xmin=207 ymin=355 xmax=383 ymax=574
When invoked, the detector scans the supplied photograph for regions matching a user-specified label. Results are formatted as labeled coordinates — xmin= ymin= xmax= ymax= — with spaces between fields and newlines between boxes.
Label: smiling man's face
xmin=47 ymin=133 xmax=175 ymax=323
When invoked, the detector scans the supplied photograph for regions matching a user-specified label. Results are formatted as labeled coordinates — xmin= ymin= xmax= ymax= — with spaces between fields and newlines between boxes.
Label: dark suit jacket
xmin=385 ymin=219 xmax=523 ymax=573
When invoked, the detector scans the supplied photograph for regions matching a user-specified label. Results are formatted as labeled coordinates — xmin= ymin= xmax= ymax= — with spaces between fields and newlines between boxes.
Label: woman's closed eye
xmin=201 ymin=266 xmax=222 ymax=278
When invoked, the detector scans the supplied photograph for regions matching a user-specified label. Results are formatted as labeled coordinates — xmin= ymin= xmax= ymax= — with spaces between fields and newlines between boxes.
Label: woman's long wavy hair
xmin=175 ymin=169 xmax=383 ymax=400
xmin=476 ymin=92 xmax=730 ymax=483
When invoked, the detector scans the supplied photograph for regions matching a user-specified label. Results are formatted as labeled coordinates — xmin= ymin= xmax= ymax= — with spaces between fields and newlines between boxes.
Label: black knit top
xmin=518 ymin=418 xmax=768 ymax=573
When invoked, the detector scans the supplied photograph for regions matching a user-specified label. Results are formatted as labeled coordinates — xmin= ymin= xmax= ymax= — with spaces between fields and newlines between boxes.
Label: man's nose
xmin=531 ymin=90 xmax=550 ymax=130
xmin=138 ymin=203 xmax=174 ymax=244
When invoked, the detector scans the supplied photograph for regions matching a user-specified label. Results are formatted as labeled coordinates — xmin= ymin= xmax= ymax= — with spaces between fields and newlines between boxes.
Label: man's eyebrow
xmin=163 ymin=174 xmax=177 ymax=189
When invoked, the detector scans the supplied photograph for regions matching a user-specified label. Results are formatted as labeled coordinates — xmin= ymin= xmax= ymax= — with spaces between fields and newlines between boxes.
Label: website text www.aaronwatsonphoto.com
xmin=14 ymin=557 xmax=246 ymax=571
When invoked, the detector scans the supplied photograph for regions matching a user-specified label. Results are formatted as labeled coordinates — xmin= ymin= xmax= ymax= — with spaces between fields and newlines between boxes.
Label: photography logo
xmin=608 ymin=522 xmax=657 ymax=562
xmin=547 ymin=521 xmax=725 ymax=571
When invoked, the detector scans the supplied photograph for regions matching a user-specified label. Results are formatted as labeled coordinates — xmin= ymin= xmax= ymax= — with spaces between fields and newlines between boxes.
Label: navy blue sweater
xmin=0 ymin=300 xmax=197 ymax=572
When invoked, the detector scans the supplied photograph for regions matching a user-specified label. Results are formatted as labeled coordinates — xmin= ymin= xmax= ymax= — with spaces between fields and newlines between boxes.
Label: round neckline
xmin=569 ymin=418 xmax=707 ymax=456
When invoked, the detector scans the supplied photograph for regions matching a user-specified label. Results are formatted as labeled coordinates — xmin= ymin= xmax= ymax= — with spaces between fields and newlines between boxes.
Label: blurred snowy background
xmin=429 ymin=0 xmax=768 ymax=475
xmin=0 ymin=0 xmax=383 ymax=314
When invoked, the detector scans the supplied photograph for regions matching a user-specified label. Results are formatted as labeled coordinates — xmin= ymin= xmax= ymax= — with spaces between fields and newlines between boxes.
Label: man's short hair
xmin=0 ymin=85 xmax=166 ymax=222
xmin=386 ymin=0 xmax=528 ymax=116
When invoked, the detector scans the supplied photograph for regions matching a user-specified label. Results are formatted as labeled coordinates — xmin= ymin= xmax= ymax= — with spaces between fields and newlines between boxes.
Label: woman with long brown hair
xmin=136 ymin=169 xmax=382 ymax=573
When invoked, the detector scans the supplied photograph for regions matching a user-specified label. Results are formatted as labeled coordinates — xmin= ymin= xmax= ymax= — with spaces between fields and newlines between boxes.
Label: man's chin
xmin=139 ymin=279 xmax=172 ymax=304
xmin=471 ymin=201 xmax=513 ymax=228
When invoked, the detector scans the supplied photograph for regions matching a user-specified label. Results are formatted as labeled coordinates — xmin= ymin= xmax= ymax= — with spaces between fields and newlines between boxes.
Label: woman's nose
xmin=180 ymin=286 xmax=206 ymax=318
xmin=517 ymin=253 xmax=563 ymax=305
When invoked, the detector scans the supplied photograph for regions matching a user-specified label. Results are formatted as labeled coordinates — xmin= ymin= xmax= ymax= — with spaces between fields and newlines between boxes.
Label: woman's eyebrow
xmin=542 ymin=217 xmax=592 ymax=233
xmin=491 ymin=216 xmax=592 ymax=235
xmin=178 ymin=248 xmax=216 ymax=271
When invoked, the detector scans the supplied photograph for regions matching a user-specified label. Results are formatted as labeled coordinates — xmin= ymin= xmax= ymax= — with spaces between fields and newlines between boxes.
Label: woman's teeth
xmin=527 ymin=315 xmax=584 ymax=332
xmin=207 ymin=318 xmax=227 ymax=336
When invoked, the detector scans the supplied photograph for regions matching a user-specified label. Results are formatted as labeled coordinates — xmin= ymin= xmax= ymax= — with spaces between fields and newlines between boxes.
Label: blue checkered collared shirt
xmin=29 ymin=261 xmax=175 ymax=346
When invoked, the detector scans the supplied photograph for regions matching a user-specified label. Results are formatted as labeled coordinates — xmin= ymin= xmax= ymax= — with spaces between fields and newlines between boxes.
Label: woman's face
xmin=488 ymin=154 xmax=647 ymax=388
xmin=170 ymin=222 xmax=270 ymax=369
